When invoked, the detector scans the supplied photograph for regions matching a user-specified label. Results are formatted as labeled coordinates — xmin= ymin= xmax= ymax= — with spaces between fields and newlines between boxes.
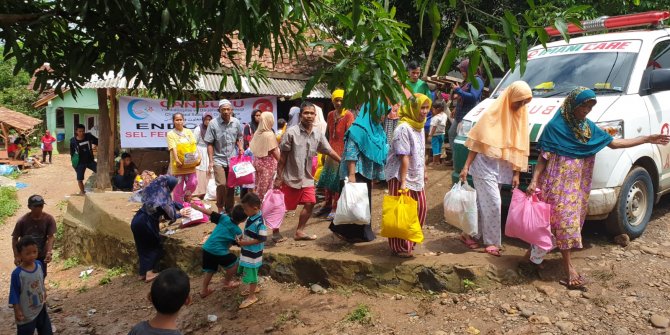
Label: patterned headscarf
xmin=141 ymin=175 xmax=179 ymax=219
xmin=560 ymin=87 xmax=597 ymax=143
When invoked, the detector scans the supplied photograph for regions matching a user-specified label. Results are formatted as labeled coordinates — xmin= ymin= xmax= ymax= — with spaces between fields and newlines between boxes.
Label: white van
xmin=453 ymin=11 xmax=670 ymax=237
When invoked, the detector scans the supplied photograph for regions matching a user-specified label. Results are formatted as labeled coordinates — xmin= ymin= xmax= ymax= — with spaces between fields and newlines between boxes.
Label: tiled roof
xmin=0 ymin=106 xmax=43 ymax=132
xmin=220 ymin=32 xmax=327 ymax=78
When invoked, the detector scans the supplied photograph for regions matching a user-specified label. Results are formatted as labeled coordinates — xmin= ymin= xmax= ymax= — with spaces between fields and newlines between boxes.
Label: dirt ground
xmin=2 ymin=155 xmax=670 ymax=334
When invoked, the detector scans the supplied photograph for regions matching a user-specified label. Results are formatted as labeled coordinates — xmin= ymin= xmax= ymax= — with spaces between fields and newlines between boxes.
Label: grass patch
xmin=6 ymin=169 xmax=21 ymax=180
xmin=346 ymin=304 xmax=372 ymax=324
xmin=0 ymin=186 xmax=20 ymax=224
xmin=99 ymin=267 xmax=126 ymax=285
xmin=462 ymin=279 xmax=477 ymax=291
xmin=78 ymin=285 xmax=88 ymax=294
xmin=274 ymin=309 xmax=299 ymax=328
xmin=56 ymin=200 xmax=68 ymax=211
xmin=62 ymin=257 xmax=80 ymax=270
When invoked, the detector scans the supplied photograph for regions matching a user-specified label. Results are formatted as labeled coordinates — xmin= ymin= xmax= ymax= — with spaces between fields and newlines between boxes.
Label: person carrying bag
xmin=443 ymin=181 xmax=478 ymax=236
xmin=505 ymin=188 xmax=552 ymax=250
xmin=333 ymin=178 xmax=370 ymax=225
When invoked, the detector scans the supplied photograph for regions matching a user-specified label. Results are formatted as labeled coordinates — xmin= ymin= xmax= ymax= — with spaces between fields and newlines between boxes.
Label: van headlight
xmin=596 ymin=120 xmax=624 ymax=139
xmin=458 ymin=120 xmax=473 ymax=137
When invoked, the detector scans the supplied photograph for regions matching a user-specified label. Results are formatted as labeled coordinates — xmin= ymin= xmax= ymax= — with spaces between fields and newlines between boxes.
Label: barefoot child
xmin=236 ymin=193 xmax=267 ymax=309
xmin=9 ymin=236 xmax=53 ymax=335
xmin=428 ymin=100 xmax=448 ymax=165
xmin=189 ymin=204 xmax=247 ymax=298
xmin=128 ymin=268 xmax=191 ymax=335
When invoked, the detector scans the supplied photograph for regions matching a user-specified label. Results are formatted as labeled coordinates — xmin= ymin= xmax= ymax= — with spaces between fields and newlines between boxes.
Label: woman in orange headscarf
xmin=315 ymin=89 xmax=355 ymax=220
xmin=459 ymin=81 xmax=533 ymax=256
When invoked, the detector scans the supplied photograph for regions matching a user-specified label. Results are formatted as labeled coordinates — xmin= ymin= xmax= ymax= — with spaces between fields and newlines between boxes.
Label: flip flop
xmin=199 ymin=288 xmax=215 ymax=299
xmin=326 ymin=212 xmax=336 ymax=221
xmin=239 ymin=296 xmax=259 ymax=309
xmin=481 ymin=245 xmax=502 ymax=257
xmin=294 ymin=234 xmax=317 ymax=241
xmin=559 ymin=274 xmax=589 ymax=291
xmin=459 ymin=235 xmax=480 ymax=249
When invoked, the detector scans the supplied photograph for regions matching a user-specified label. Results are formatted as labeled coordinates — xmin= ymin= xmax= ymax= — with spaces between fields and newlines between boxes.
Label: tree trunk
xmin=95 ymin=88 xmax=112 ymax=190
xmin=423 ymin=38 xmax=438 ymax=76
xmin=435 ymin=15 xmax=462 ymax=76
xmin=107 ymin=88 xmax=118 ymax=173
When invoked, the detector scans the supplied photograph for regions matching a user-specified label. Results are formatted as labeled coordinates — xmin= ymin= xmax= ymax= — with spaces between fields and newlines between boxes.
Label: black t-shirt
xmin=70 ymin=133 xmax=98 ymax=164
xmin=116 ymin=161 xmax=138 ymax=177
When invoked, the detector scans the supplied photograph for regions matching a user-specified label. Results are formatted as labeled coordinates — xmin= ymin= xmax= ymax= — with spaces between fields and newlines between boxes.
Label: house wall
xmin=45 ymin=89 xmax=99 ymax=153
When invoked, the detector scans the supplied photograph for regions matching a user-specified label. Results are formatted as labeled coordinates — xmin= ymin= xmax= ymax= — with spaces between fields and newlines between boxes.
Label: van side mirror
xmin=649 ymin=69 xmax=670 ymax=93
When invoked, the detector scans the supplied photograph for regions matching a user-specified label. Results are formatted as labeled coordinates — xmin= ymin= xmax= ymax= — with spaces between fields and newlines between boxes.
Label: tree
xmin=414 ymin=0 xmax=662 ymax=85
xmin=0 ymin=47 xmax=40 ymax=120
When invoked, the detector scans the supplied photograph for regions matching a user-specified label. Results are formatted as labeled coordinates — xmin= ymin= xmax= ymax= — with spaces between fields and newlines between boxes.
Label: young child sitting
xmin=9 ymin=236 xmax=53 ymax=335
xmin=128 ymin=268 xmax=191 ymax=335
xmin=236 ymin=193 xmax=267 ymax=309
xmin=179 ymin=191 xmax=209 ymax=228
xmin=429 ymin=100 xmax=448 ymax=165
xmin=189 ymin=203 xmax=247 ymax=298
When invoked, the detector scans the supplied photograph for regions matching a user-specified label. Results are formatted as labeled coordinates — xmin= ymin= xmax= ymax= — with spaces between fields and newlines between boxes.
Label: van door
xmin=642 ymin=39 xmax=670 ymax=191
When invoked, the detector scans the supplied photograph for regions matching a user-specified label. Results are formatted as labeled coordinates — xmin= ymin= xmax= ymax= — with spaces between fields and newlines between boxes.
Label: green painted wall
xmin=45 ymin=89 xmax=99 ymax=153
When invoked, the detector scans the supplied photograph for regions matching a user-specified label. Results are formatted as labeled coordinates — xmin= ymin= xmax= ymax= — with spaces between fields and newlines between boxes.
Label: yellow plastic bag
xmin=380 ymin=192 xmax=424 ymax=243
xmin=176 ymin=140 xmax=200 ymax=169
xmin=314 ymin=153 xmax=324 ymax=181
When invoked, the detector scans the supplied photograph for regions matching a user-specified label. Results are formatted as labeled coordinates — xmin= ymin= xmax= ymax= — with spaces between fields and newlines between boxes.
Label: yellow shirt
xmin=167 ymin=129 xmax=197 ymax=175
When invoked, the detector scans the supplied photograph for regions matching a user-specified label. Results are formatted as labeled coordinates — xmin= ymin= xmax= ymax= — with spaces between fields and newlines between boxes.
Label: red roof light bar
xmin=545 ymin=11 xmax=670 ymax=36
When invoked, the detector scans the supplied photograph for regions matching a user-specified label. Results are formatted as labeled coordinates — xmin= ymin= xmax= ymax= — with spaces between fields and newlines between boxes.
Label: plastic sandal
xmin=459 ymin=235 xmax=480 ymax=249
xmin=239 ymin=296 xmax=259 ymax=309
xmin=481 ymin=245 xmax=502 ymax=257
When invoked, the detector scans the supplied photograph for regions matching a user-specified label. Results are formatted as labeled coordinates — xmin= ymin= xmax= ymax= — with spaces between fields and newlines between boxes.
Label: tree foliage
xmin=0 ymin=0 xmax=662 ymax=111
xmin=0 ymin=48 xmax=40 ymax=119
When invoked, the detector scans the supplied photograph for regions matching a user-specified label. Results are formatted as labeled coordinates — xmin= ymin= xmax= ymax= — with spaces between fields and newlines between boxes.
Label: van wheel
xmin=605 ymin=167 xmax=653 ymax=238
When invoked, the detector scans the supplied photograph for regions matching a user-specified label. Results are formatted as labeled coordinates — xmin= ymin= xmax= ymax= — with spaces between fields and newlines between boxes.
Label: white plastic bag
xmin=204 ymin=178 xmax=217 ymax=201
xmin=333 ymin=179 xmax=370 ymax=225
xmin=443 ymin=181 xmax=478 ymax=235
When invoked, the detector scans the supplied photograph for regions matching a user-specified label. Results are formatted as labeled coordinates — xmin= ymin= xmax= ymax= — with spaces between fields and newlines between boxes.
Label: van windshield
xmin=495 ymin=52 xmax=637 ymax=98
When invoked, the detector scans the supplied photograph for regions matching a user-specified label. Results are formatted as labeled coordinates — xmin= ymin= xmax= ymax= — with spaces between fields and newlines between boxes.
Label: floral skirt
xmin=253 ymin=156 xmax=277 ymax=202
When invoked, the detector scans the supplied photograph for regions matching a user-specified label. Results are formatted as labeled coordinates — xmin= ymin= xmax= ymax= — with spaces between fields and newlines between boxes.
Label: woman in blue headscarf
xmin=329 ymin=101 xmax=389 ymax=243
xmin=525 ymin=87 xmax=669 ymax=290
xmin=130 ymin=175 xmax=186 ymax=282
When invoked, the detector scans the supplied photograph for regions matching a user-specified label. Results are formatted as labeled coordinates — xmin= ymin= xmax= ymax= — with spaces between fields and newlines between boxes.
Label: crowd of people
xmin=8 ymin=60 xmax=670 ymax=334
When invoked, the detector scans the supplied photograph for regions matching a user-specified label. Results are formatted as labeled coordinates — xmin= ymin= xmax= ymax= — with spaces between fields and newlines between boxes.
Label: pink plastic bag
xmin=228 ymin=155 xmax=255 ymax=187
xmin=505 ymin=188 xmax=553 ymax=250
xmin=180 ymin=200 xmax=209 ymax=228
xmin=262 ymin=189 xmax=286 ymax=229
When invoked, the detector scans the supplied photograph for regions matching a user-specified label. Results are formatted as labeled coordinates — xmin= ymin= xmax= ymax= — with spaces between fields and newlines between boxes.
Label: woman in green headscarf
xmin=329 ymin=101 xmax=389 ymax=243
xmin=525 ymin=87 xmax=669 ymax=290
xmin=385 ymin=93 xmax=431 ymax=257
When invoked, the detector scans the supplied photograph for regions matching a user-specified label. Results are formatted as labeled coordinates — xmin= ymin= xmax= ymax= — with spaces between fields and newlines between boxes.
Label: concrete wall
xmin=45 ymin=89 xmax=99 ymax=153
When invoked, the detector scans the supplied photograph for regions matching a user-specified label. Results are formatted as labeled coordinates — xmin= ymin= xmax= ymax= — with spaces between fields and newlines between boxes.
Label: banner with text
xmin=119 ymin=96 xmax=277 ymax=148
